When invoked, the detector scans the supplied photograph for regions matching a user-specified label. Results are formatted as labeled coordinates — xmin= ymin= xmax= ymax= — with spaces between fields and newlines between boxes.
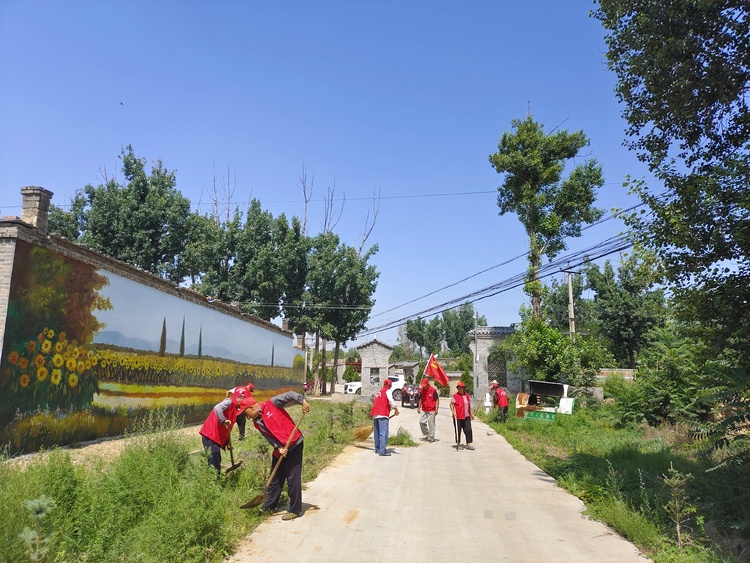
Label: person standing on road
xmin=450 ymin=381 xmax=475 ymax=450
xmin=418 ymin=377 xmax=439 ymax=442
xmin=226 ymin=382 xmax=254 ymax=440
xmin=492 ymin=382 xmax=509 ymax=422
xmin=199 ymin=395 xmax=242 ymax=475
xmin=240 ymin=391 xmax=310 ymax=521
xmin=371 ymin=379 xmax=399 ymax=456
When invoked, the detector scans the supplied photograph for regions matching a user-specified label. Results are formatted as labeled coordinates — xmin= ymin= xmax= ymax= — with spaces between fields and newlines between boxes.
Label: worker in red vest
xmin=450 ymin=381 xmax=475 ymax=450
xmin=492 ymin=381 xmax=509 ymax=422
xmin=199 ymin=395 xmax=242 ymax=475
xmin=418 ymin=377 xmax=440 ymax=442
xmin=226 ymin=382 xmax=254 ymax=440
xmin=370 ymin=379 xmax=399 ymax=456
xmin=240 ymin=391 xmax=310 ymax=520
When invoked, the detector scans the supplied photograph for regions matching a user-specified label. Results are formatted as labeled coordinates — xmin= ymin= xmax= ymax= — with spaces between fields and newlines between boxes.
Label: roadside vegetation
xmin=0 ymin=399 xmax=371 ymax=563
xmin=481 ymin=386 xmax=750 ymax=562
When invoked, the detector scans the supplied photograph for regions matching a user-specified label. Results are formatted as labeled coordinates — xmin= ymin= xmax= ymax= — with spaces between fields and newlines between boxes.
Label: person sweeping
xmin=371 ymin=379 xmax=399 ymax=456
xmin=239 ymin=391 xmax=310 ymax=520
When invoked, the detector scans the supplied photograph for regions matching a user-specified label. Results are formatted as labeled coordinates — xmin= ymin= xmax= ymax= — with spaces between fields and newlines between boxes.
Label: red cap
xmin=456 ymin=381 xmax=466 ymax=388
xmin=246 ymin=382 xmax=255 ymax=391
xmin=383 ymin=379 xmax=392 ymax=388
xmin=420 ymin=378 xmax=428 ymax=387
xmin=238 ymin=396 xmax=258 ymax=411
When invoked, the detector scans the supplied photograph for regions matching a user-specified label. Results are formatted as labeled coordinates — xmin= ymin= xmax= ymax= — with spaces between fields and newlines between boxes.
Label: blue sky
xmin=0 ymin=1 xmax=652 ymax=348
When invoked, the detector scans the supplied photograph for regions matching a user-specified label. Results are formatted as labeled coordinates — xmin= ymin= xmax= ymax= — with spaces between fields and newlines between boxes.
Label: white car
xmin=343 ymin=381 xmax=362 ymax=394
xmin=388 ymin=374 xmax=406 ymax=401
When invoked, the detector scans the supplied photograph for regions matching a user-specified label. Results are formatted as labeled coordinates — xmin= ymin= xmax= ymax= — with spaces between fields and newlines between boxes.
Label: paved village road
xmin=226 ymin=397 xmax=649 ymax=563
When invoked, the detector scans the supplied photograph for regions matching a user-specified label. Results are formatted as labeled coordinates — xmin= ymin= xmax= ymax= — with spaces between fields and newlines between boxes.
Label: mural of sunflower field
xmin=1 ymin=240 xmax=303 ymax=456
xmin=0 ymin=241 xmax=110 ymax=420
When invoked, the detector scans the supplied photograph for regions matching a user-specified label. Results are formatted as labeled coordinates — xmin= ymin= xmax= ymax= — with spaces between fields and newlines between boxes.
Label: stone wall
xmin=358 ymin=339 xmax=393 ymax=396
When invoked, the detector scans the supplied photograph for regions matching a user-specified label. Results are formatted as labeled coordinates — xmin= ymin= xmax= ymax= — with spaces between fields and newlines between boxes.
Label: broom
xmin=352 ymin=414 xmax=396 ymax=441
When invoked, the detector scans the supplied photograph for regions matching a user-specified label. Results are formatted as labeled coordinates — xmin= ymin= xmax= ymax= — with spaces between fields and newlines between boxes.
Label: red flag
xmin=423 ymin=353 xmax=449 ymax=386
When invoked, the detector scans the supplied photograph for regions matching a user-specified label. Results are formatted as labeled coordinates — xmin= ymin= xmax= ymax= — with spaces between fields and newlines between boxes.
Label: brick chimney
xmin=20 ymin=186 xmax=54 ymax=236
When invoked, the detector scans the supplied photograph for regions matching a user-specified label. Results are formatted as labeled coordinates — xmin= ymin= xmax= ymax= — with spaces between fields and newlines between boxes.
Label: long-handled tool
xmin=452 ymin=415 xmax=460 ymax=451
xmin=225 ymin=431 xmax=243 ymax=474
xmin=352 ymin=413 xmax=396 ymax=441
xmin=240 ymin=411 xmax=306 ymax=509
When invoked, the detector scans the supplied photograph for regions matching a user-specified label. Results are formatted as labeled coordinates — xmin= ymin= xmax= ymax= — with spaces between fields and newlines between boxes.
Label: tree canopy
xmin=489 ymin=116 xmax=604 ymax=318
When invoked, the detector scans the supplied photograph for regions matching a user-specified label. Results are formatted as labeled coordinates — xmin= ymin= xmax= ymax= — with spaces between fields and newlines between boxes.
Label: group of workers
xmin=199 ymin=382 xmax=309 ymax=521
xmin=371 ymin=376 xmax=510 ymax=454
xmin=199 ymin=375 xmax=510 ymax=521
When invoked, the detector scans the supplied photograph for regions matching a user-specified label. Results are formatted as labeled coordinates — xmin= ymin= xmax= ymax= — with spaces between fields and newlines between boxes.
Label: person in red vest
xmin=370 ymin=379 xmax=399 ymax=456
xmin=418 ymin=377 xmax=440 ymax=442
xmin=240 ymin=391 xmax=310 ymax=520
xmin=199 ymin=394 xmax=243 ymax=475
xmin=226 ymin=382 xmax=254 ymax=440
xmin=492 ymin=381 xmax=509 ymax=422
xmin=450 ymin=381 xmax=475 ymax=450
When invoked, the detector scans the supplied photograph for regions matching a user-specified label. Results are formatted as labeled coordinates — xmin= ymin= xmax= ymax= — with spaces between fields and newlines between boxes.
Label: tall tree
xmin=442 ymin=303 xmax=486 ymax=355
xmin=405 ymin=318 xmax=428 ymax=357
xmin=593 ymin=1 xmax=750 ymax=365
xmin=423 ymin=317 xmax=444 ymax=355
xmin=585 ymin=250 xmax=666 ymax=368
xmin=48 ymin=146 xmax=196 ymax=283
xmin=489 ymin=116 xmax=605 ymax=318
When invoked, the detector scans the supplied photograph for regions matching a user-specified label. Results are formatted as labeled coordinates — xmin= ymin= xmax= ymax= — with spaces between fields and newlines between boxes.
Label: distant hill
xmin=94 ymin=331 xmax=267 ymax=364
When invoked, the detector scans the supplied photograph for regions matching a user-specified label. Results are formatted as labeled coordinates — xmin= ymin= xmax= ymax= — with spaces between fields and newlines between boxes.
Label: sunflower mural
xmin=0 ymin=241 xmax=111 ymax=418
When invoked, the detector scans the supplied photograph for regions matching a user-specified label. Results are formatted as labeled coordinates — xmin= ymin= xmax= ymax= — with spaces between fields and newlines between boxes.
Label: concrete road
xmin=227 ymin=401 xmax=649 ymax=562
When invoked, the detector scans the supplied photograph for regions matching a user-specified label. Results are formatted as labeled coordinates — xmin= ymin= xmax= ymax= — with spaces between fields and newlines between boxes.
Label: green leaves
xmin=489 ymin=115 xmax=605 ymax=318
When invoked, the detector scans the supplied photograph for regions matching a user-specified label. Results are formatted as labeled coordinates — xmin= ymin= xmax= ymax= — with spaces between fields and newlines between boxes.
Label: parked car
xmin=343 ymin=381 xmax=362 ymax=395
xmin=303 ymin=380 xmax=313 ymax=393
xmin=388 ymin=374 xmax=407 ymax=401
xmin=400 ymin=383 xmax=421 ymax=408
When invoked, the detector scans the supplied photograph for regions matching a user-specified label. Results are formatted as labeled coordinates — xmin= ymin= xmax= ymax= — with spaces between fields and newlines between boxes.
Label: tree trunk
xmin=320 ymin=337 xmax=328 ymax=395
xmin=331 ymin=341 xmax=341 ymax=394
xmin=313 ymin=330 xmax=321 ymax=397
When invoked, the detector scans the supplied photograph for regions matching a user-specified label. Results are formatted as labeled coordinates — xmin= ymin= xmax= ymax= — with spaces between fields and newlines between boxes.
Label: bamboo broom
xmin=352 ymin=414 xmax=396 ymax=441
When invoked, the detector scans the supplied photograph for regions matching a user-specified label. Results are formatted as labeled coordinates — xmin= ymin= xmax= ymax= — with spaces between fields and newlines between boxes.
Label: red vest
xmin=496 ymin=388 xmax=509 ymax=408
xmin=452 ymin=392 xmax=471 ymax=419
xmin=371 ymin=388 xmax=391 ymax=417
xmin=253 ymin=400 xmax=302 ymax=457
xmin=420 ymin=385 xmax=438 ymax=412
xmin=199 ymin=400 xmax=239 ymax=447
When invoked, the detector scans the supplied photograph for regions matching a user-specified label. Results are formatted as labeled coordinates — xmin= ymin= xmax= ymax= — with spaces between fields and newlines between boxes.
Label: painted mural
xmin=0 ymin=240 xmax=304 ymax=455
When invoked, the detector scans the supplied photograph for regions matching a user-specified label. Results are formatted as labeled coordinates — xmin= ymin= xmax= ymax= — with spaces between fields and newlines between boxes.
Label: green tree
xmin=159 ymin=318 xmax=167 ymax=357
xmin=405 ymin=318 xmax=428 ymax=357
xmin=593 ymin=1 xmax=750 ymax=370
xmin=585 ymin=250 xmax=666 ymax=369
xmin=489 ymin=116 xmax=605 ymax=318
xmin=423 ymin=317 xmax=444 ymax=356
xmin=442 ymin=303 xmax=486 ymax=355
xmin=49 ymin=146 xmax=196 ymax=283
xmin=179 ymin=317 xmax=185 ymax=357
xmin=313 ymin=238 xmax=379 ymax=392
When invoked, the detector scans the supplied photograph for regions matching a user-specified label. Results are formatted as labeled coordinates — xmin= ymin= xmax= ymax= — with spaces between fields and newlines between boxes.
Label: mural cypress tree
xmin=180 ymin=316 xmax=185 ymax=356
xmin=198 ymin=325 xmax=202 ymax=358
xmin=159 ymin=318 xmax=167 ymax=356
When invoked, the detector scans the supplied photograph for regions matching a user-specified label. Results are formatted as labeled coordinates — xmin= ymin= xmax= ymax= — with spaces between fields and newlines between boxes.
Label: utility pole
xmin=561 ymin=266 xmax=580 ymax=341
xmin=473 ymin=312 xmax=478 ymax=399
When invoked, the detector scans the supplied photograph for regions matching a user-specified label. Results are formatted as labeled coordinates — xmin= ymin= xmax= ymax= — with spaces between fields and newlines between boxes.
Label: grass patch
xmin=0 ymin=399 xmax=371 ymax=562
xmin=388 ymin=427 xmax=418 ymax=447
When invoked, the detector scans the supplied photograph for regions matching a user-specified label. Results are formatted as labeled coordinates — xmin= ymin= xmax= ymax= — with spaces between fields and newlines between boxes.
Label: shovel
xmin=225 ymin=431 xmax=243 ymax=474
xmin=240 ymin=411 xmax=306 ymax=509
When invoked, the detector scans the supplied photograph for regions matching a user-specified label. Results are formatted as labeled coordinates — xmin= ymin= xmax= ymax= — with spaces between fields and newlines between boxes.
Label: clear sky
xmin=0 ymin=1 xmax=651 ymax=349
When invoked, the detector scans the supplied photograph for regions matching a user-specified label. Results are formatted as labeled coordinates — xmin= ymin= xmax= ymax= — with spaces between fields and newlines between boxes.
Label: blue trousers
xmin=373 ymin=417 xmax=389 ymax=455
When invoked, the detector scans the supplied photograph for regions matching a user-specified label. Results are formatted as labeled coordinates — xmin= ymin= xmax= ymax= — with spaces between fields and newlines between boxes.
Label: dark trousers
xmin=236 ymin=411 xmax=246 ymax=438
xmin=456 ymin=418 xmax=473 ymax=444
xmin=263 ymin=440 xmax=304 ymax=515
xmin=202 ymin=435 xmax=223 ymax=474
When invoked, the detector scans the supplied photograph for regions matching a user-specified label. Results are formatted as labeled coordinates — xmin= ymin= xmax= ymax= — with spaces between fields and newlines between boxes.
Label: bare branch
xmin=322 ymin=179 xmax=344 ymax=233
xmin=357 ymin=187 xmax=381 ymax=256
xmin=296 ymin=161 xmax=313 ymax=236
